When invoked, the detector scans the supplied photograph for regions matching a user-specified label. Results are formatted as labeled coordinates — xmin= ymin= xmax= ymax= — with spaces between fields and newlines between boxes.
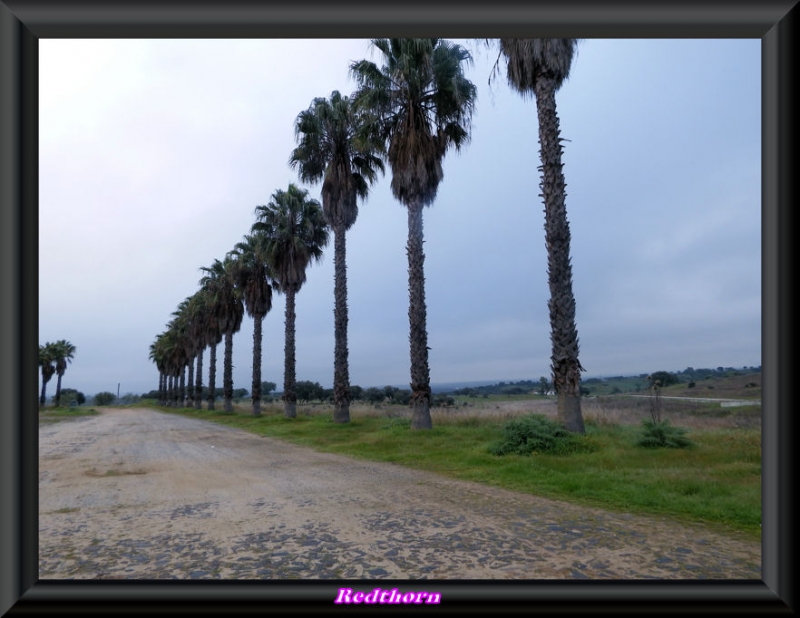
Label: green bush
xmin=636 ymin=420 xmax=693 ymax=448
xmin=93 ymin=391 xmax=116 ymax=406
xmin=489 ymin=413 xmax=586 ymax=456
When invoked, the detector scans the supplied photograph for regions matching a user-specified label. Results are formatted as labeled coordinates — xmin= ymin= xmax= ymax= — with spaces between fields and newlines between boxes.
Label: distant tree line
xmin=452 ymin=379 xmax=545 ymax=398
xmin=581 ymin=365 xmax=761 ymax=395
xmin=140 ymin=379 xmax=459 ymax=408
xmin=135 ymin=365 xmax=760 ymax=404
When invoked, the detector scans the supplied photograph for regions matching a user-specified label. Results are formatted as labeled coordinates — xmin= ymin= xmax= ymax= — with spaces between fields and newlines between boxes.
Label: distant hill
xmin=432 ymin=366 xmax=761 ymax=398
xmin=212 ymin=366 xmax=762 ymax=402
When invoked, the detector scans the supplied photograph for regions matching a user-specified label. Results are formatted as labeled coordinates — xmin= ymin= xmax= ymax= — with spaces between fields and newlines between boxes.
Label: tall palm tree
xmin=51 ymin=339 xmax=76 ymax=408
xmin=149 ymin=335 xmax=168 ymax=406
xmin=200 ymin=257 xmax=244 ymax=413
xmin=38 ymin=343 xmax=57 ymax=408
xmin=350 ymin=38 xmax=477 ymax=430
xmin=172 ymin=293 xmax=210 ymax=409
xmin=202 ymin=299 xmax=223 ymax=411
xmin=252 ymin=184 xmax=329 ymax=419
xmin=491 ymin=39 xmax=585 ymax=434
xmin=186 ymin=289 xmax=211 ymax=410
xmin=198 ymin=263 xmax=224 ymax=411
xmin=160 ymin=324 xmax=185 ymax=407
xmin=153 ymin=328 xmax=182 ymax=406
xmin=171 ymin=299 xmax=194 ymax=407
xmin=289 ymin=90 xmax=385 ymax=423
xmin=229 ymin=233 xmax=274 ymax=417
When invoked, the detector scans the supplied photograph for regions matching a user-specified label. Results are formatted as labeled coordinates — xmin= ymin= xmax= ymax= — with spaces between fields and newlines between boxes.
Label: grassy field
xmin=37 ymin=407 xmax=100 ymax=424
xmin=141 ymin=392 xmax=761 ymax=541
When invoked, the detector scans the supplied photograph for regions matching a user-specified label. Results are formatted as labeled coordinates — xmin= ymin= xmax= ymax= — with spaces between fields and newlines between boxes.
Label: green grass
xmin=38 ymin=407 xmax=100 ymax=424
xmin=152 ymin=402 xmax=761 ymax=541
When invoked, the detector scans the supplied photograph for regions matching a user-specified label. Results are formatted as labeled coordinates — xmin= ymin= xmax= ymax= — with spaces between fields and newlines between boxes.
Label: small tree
xmin=394 ymin=389 xmax=412 ymax=405
xmin=431 ymin=394 xmax=455 ymax=408
xmin=295 ymin=380 xmax=325 ymax=403
xmin=349 ymin=385 xmax=364 ymax=401
xmin=94 ymin=392 xmax=116 ymax=406
xmin=538 ymin=376 xmax=550 ymax=395
xmin=59 ymin=388 xmax=86 ymax=406
xmin=365 ymin=387 xmax=384 ymax=405
xmin=648 ymin=370 xmax=679 ymax=387
xmin=383 ymin=386 xmax=399 ymax=403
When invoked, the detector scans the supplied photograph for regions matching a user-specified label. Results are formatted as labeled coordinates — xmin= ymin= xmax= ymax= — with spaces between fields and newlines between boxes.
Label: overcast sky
xmin=38 ymin=38 xmax=761 ymax=398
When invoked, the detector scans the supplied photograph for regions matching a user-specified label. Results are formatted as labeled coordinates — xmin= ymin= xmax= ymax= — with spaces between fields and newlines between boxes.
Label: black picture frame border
xmin=1 ymin=1 xmax=795 ymax=615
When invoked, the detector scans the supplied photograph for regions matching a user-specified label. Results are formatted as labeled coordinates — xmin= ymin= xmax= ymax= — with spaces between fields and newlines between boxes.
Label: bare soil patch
xmin=39 ymin=407 xmax=760 ymax=580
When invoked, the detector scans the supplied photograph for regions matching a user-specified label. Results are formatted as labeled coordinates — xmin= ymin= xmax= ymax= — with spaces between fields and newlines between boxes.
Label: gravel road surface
xmin=38 ymin=407 xmax=761 ymax=580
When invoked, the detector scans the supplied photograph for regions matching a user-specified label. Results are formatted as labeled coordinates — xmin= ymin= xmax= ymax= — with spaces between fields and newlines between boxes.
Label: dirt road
xmin=38 ymin=407 xmax=761 ymax=580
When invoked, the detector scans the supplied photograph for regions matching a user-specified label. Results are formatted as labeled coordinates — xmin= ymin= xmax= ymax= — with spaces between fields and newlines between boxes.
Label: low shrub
xmin=636 ymin=419 xmax=693 ymax=448
xmin=489 ymin=413 xmax=587 ymax=456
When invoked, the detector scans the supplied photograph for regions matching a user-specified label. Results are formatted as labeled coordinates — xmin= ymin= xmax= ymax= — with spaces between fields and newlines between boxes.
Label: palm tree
xmin=51 ymin=339 xmax=76 ymax=408
xmin=171 ymin=299 xmax=194 ymax=407
xmin=150 ymin=328 xmax=182 ymax=406
xmin=171 ymin=293 xmax=211 ymax=409
xmin=149 ymin=335 xmax=168 ymax=405
xmin=252 ymin=184 xmax=329 ymax=419
xmin=160 ymin=324 xmax=186 ymax=407
xmin=350 ymin=38 xmax=477 ymax=430
xmin=289 ymin=90 xmax=385 ymax=423
xmin=491 ymin=39 xmax=585 ymax=433
xmin=200 ymin=257 xmax=244 ymax=413
xmin=229 ymin=233 xmax=274 ymax=417
xmin=186 ymin=289 xmax=211 ymax=410
xmin=38 ymin=343 xmax=57 ymax=408
xmin=202 ymin=298 xmax=223 ymax=411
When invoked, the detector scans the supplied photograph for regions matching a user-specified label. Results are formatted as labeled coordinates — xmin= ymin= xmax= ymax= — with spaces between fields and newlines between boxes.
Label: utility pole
xmin=117 ymin=383 xmax=120 ymax=400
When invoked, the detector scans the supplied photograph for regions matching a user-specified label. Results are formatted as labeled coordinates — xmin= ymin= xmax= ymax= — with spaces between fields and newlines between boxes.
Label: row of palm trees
xmin=149 ymin=38 xmax=586 ymax=434
xmin=149 ymin=184 xmax=329 ymax=418
xmin=38 ymin=340 xmax=76 ymax=408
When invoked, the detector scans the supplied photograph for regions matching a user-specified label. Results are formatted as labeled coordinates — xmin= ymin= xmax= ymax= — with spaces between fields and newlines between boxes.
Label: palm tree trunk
xmin=187 ymin=356 xmax=195 ymax=408
xmin=170 ymin=374 xmax=178 ymax=407
xmin=333 ymin=224 xmax=351 ymax=423
xmin=223 ymin=329 xmax=234 ymax=413
xmin=283 ymin=288 xmax=297 ymax=418
xmin=179 ymin=367 xmax=186 ymax=407
xmin=252 ymin=313 xmax=263 ymax=417
xmin=208 ymin=342 xmax=217 ymax=410
xmin=54 ymin=373 xmax=64 ymax=407
xmin=40 ymin=376 xmax=49 ymax=407
xmin=406 ymin=200 xmax=432 ymax=429
xmin=535 ymin=76 xmax=585 ymax=434
xmin=195 ymin=347 xmax=204 ymax=410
